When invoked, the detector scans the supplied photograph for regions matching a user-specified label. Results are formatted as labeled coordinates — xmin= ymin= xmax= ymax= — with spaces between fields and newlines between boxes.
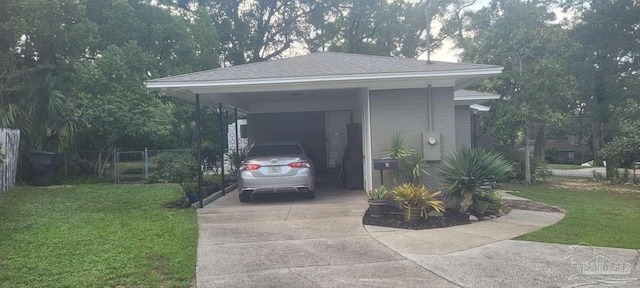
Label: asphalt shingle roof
xmin=147 ymin=52 xmax=501 ymax=83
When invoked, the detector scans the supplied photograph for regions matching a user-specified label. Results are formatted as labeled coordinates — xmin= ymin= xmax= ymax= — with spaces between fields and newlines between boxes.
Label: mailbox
xmin=373 ymin=159 xmax=398 ymax=170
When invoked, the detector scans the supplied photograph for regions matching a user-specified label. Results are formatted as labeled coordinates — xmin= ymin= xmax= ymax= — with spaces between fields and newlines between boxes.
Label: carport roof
xmin=146 ymin=52 xmax=502 ymax=90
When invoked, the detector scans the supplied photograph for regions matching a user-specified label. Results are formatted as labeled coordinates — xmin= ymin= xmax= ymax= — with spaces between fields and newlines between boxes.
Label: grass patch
xmin=548 ymin=164 xmax=585 ymax=170
xmin=503 ymin=179 xmax=640 ymax=249
xmin=0 ymin=184 xmax=197 ymax=287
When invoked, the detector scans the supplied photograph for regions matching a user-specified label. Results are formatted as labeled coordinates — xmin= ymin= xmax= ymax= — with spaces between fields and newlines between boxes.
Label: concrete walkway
xmin=365 ymin=192 xmax=640 ymax=287
xmin=197 ymin=188 xmax=639 ymax=287
xmin=196 ymin=186 xmax=456 ymax=287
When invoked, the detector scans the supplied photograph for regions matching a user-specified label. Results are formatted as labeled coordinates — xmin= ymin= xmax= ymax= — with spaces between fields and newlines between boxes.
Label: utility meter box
xmin=423 ymin=132 xmax=441 ymax=161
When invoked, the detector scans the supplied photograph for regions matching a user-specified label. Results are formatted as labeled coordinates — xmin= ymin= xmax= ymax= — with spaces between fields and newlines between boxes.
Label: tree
xmin=603 ymin=99 xmax=640 ymax=170
xmin=564 ymin=0 xmax=640 ymax=178
xmin=186 ymin=0 xmax=323 ymax=65
xmin=306 ymin=0 xmax=454 ymax=58
xmin=453 ymin=0 xmax=576 ymax=183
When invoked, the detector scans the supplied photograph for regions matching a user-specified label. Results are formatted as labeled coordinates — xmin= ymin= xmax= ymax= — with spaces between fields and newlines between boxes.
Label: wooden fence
xmin=0 ymin=129 xmax=20 ymax=195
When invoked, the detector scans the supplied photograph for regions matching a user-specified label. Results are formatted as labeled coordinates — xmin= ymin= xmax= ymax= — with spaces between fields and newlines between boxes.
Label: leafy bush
xmin=204 ymin=174 xmax=221 ymax=187
xmin=392 ymin=183 xmax=445 ymax=215
xmin=367 ymin=186 xmax=389 ymax=201
xmin=437 ymin=146 xmax=513 ymax=214
xmin=180 ymin=182 xmax=199 ymax=195
xmin=496 ymin=147 xmax=551 ymax=182
xmin=150 ymin=151 xmax=197 ymax=183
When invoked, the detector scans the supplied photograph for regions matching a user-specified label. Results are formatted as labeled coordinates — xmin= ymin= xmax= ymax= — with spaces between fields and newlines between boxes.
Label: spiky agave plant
xmin=437 ymin=146 xmax=513 ymax=214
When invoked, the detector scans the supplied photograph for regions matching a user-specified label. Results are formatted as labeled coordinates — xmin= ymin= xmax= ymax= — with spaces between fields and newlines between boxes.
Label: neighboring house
xmin=518 ymin=138 xmax=590 ymax=163
xmin=146 ymin=52 xmax=503 ymax=191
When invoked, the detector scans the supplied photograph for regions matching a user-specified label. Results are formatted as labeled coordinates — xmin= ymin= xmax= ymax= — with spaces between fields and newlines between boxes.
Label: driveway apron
xmin=196 ymin=187 xmax=457 ymax=288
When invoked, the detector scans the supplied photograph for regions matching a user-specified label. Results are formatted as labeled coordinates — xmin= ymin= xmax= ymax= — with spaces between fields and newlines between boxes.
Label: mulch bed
xmin=363 ymin=206 xmax=470 ymax=230
xmin=503 ymin=199 xmax=567 ymax=213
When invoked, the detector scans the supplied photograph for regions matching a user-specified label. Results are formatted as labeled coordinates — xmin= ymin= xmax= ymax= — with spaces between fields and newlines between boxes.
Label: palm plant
xmin=401 ymin=151 xmax=430 ymax=184
xmin=437 ymin=146 xmax=513 ymax=214
xmin=383 ymin=132 xmax=411 ymax=183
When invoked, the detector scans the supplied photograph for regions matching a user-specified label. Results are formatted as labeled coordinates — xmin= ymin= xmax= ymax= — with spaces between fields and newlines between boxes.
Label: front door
xmin=325 ymin=111 xmax=351 ymax=168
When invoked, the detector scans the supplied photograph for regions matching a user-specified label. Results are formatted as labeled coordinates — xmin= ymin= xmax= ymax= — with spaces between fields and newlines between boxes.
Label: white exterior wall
xmin=369 ymin=87 xmax=455 ymax=190
xmin=455 ymin=105 xmax=472 ymax=147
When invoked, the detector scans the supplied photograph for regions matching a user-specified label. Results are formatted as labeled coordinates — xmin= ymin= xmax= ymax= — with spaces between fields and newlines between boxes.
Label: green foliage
xmin=503 ymin=180 xmax=640 ymax=249
xmin=437 ymin=146 xmax=513 ymax=213
xmin=603 ymin=99 xmax=640 ymax=168
xmin=401 ymin=151 xmax=430 ymax=185
xmin=392 ymin=183 xmax=445 ymax=220
xmin=151 ymin=151 xmax=197 ymax=183
xmin=180 ymin=182 xmax=199 ymax=196
xmin=383 ymin=132 xmax=411 ymax=159
xmin=0 ymin=184 xmax=197 ymax=286
xmin=497 ymin=148 xmax=551 ymax=182
xmin=367 ymin=185 xmax=389 ymax=201
xmin=204 ymin=174 xmax=222 ymax=188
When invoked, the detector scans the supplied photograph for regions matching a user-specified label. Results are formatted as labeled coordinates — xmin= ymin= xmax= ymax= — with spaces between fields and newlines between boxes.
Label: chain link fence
xmin=59 ymin=149 xmax=191 ymax=184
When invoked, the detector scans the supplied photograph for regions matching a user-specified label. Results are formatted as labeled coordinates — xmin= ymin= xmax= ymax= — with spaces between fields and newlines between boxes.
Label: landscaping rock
xmin=497 ymin=211 xmax=506 ymax=217
xmin=428 ymin=210 xmax=444 ymax=217
xmin=482 ymin=216 xmax=492 ymax=221
xmin=469 ymin=215 xmax=479 ymax=222
xmin=490 ymin=215 xmax=497 ymax=219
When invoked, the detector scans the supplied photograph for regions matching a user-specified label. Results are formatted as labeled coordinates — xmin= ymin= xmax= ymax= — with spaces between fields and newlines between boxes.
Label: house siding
xmin=455 ymin=105 xmax=472 ymax=147
xmin=369 ymin=87 xmax=455 ymax=189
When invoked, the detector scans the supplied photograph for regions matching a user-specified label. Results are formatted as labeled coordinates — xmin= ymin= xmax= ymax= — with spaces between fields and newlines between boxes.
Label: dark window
xmin=240 ymin=125 xmax=248 ymax=138
xmin=248 ymin=145 xmax=302 ymax=157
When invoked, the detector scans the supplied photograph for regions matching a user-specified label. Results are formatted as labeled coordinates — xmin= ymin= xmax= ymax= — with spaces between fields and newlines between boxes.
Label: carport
xmin=146 ymin=52 xmax=502 ymax=207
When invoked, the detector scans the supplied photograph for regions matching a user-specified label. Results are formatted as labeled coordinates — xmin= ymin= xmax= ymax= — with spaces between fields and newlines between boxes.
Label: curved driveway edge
xmin=365 ymin=209 xmax=565 ymax=255
xmin=196 ymin=187 xmax=458 ymax=288
xmin=364 ymin=194 xmax=633 ymax=287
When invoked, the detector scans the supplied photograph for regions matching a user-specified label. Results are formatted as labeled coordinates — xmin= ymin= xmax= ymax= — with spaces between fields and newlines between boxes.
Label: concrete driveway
xmin=196 ymin=185 xmax=456 ymax=288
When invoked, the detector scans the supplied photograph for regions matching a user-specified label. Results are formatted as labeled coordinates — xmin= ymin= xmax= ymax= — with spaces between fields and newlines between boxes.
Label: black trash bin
xmin=28 ymin=150 xmax=60 ymax=186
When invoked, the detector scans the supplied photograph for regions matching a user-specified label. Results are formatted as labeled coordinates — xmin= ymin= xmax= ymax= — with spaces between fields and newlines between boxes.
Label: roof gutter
xmin=145 ymin=67 xmax=503 ymax=90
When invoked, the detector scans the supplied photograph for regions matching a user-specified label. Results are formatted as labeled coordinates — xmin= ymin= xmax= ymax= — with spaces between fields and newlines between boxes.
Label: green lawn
xmin=0 ymin=184 xmax=197 ymax=288
xmin=548 ymin=163 xmax=584 ymax=170
xmin=503 ymin=179 xmax=640 ymax=249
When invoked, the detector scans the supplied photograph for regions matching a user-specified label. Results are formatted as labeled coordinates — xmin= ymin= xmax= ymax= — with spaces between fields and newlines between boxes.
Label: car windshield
xmin=247 ymin=145 xmax=303 ymax=157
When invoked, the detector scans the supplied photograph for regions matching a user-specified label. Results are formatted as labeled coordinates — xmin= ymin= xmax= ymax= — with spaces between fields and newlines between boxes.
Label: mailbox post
xmin=373 ymin=159 xmax=398 ymax=186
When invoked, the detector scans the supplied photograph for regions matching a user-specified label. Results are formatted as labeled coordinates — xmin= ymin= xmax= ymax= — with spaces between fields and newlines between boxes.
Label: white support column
xmin=360 ymin=88 xmax=373 ymax=191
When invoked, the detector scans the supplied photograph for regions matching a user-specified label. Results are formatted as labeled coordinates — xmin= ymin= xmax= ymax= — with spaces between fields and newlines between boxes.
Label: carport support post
xmin=218 ymin=103 xmax=225 ymax=196
xmin=234 ymin=107 xmax=239 ymax=169
xmin=196 ymin=94 xmax=204 ymax=208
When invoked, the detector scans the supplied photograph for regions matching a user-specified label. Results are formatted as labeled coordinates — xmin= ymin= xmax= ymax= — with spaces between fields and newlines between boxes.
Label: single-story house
xmin=146 ymin=52 xmax=502 ymax=192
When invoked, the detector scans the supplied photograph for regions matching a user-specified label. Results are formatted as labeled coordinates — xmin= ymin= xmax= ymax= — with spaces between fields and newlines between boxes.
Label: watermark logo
xmin=565 ymin=242 xmax=639 ymax=287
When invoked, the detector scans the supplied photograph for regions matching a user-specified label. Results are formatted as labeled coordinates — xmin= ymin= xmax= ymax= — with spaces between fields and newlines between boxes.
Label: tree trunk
xmin=524 ymin=127 xmax=532 ymax=185
xmin=533 ymin=124 xmax=546 ymax=159
xmin=459 ymin=190 xmax=473 ymax=214
xmin=605 ymin=156 xmax=616 ymax=180
xmin=592 ymin=120 xmax=604 ymax=167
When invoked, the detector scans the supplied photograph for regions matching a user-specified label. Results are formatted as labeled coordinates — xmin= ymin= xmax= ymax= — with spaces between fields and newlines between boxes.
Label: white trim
xmin=470 ymin=104 xmax=491 ymax=112
xmin=146 ymin=68 xmax=503 ymax=90
xmin=454 ymin=95 xmax=500 ymax=101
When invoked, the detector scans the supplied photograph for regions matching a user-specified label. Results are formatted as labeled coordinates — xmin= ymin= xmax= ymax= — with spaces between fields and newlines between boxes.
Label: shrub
xmin=367 ymin=186 xmax=389 ymax=201
xmin=392 ymin=183 xmax=445 ymax=216
xmin=151 ymin=151 xmax=197 ymax=183
xmin=496 ymin=147 xmax=550 ymax=182
xmin=437 ymin=146 xmax=513 ymax=214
